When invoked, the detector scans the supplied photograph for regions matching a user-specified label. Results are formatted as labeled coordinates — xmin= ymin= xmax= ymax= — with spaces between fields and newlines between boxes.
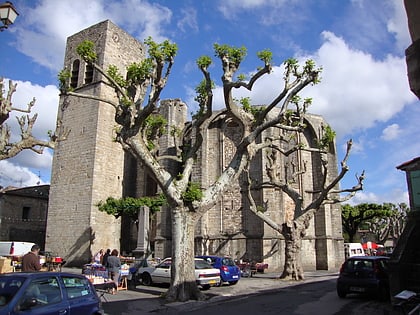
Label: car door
xmin=152 ymin=259 xmax=171 ymax=284
xmin=13 ymin=275 xmax=69 ymax=315
xmin=61 ymin=275 xmax=101 ymax=315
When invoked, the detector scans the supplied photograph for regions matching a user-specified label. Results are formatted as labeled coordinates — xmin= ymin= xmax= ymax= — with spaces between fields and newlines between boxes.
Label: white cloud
xmin=387 ymin=0 xmax=412 ymax=50
xmin=207 ymin=31 xmax=416 ymax=140
xmin=381 ymin=123 xmax=401 ymax=141
xmin=301 ymin=31 xmax=416 ymax=139
xmin=177 ymin=7 xmax=199 ymax=33
xmin=348 ymin=188 xmax=409 ymax=205
xmin=5 ymin=79 xmax=59 ymax=142
xmin=13 ymin=0 xmax=172 ymax=71
xmin=3 ymin=79 xmax=58 ymax=185
xmin=0 ymin=160 xmax=48 ymax=188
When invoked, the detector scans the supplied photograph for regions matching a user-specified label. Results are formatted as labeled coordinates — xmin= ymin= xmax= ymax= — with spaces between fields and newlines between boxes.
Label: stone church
xmin=46 ymin=20 xmax=344 ymax=271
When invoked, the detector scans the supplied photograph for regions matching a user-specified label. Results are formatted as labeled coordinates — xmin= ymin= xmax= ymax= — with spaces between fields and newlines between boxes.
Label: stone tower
xmin=46 ymin=20 xmax=145 ymax=266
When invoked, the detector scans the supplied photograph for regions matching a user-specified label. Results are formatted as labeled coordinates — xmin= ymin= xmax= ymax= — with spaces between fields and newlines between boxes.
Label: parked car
xmin=0 ymin=272 xmax=103 ymax=315
xmin=336 ymin=256 xmax=390 ymax=300
xmin=137 ymin=258 xmax=220 ymax=290
xmin=196 ymin=255 xmax=241 ymax=285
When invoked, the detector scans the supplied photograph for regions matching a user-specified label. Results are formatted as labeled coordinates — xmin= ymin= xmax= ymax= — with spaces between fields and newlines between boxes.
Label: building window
xmin=70 ymin=59 xmax=80 ymax=88
xmin=85 ymin=63 xmax=94 ymax=84
xmin=22 ymin=206 xmax=30 ymax=221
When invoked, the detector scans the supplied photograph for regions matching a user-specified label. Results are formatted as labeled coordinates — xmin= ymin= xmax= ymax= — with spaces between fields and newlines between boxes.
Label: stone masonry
xmin=47 ymin=20 xmax=344 ymax=271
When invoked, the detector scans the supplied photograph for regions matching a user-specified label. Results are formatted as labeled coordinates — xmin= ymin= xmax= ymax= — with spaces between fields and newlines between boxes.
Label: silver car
xmin=138 ymin=258 xmax=220 ymax=290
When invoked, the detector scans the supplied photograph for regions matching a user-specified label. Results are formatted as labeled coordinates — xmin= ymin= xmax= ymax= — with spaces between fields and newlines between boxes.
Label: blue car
xmin=0 ymin=272 xmax=103 ymax=315
xmin=197 ymin=256 xmax=241 ymax=285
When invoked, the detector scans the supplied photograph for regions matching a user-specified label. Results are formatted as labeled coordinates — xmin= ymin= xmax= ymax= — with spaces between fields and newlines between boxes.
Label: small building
xmin=389 ymin=157 xmax=420 ymax=299
xmin=0 ymin=185 xmax=49 ymax=249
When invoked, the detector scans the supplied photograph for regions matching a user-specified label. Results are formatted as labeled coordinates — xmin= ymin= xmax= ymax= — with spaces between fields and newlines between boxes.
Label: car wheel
xmin=201 ymin=284 xmax=211 ymax=290
xmin=337 ymin=288 xmax=346 ymax=298
xmin=141 ymin=273 xmax=153 ymax=286
xmin=228 ymin=281 xmax=238 ymax=285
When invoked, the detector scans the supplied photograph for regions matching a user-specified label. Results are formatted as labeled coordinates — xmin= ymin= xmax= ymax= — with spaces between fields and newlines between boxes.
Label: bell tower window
xmin=85 ymin=63 xmax=94 ymax=84
xmin=70 ymin=59 xmax=80 ymax=88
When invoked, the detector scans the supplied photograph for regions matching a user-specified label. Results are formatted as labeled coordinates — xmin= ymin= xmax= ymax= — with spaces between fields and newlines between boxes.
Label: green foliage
xmin=143 ymin=114 xmax=167 ymax=150
xmin=58 ymin=69 xmax=71 ymax=91
xmin=214 ymin=43 xmax=247 ymax=67
xmin=257 ymin=49 xmax=273 ymax=64
xmin=107 ymin=65 xmax=127 ymax=88
xmin=341 ymin=203 xmax=392 ymax=242
xmin=317 ymin=125 xmax=336 ymax=150
xmin=76 ymin=40 xmax=97 ymax=63
xmin=181 ymin=182 xmax=203 ymax=203
xmin=193 ymin=79 xmax=215 ymax=117
xmin=237 ymin=73 xmax=247 ymax=81
xmin=238 ymin=97 xmax=265 ymax=121
xmin=97 ymin=195 xmax=166 ymax=219
xmin=144 ymin=36 xmax=178 ymax=62
xmin=197 ymin=55 xmax=212 ymax=69
xmin=240 ymin=97 xmax=252 ymax=112
xmin=126 ymin=60 xmax=153 ymax=84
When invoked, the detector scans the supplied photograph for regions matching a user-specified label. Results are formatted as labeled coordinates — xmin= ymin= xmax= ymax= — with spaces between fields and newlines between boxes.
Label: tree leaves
xmin=96 ymin=195 xmax=166 ymax=219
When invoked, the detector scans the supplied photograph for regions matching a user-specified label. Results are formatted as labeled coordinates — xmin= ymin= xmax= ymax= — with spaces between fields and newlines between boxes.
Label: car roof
xmin=0 ymin=272 xmax=86 ymax=278
xmin=196 ymin=255 xmax=230 ymax=259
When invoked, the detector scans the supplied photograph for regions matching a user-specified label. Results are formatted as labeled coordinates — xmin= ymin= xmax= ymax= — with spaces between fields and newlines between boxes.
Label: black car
xmin=0 ymin=272 xmax=103 ymax=315
xmin=336 ymin=256 xmax=390 ymax=300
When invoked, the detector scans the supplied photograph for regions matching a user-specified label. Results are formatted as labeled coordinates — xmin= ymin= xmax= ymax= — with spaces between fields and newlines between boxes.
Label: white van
xmin=0 ymin=241 xmax=35 ymax=257
xmin=344 ymin=243 xmax=366 ymax=259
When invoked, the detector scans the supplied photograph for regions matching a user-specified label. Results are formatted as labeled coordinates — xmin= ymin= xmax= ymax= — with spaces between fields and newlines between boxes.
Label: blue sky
xmin=0 ymin=0 xmax=418 ymax=205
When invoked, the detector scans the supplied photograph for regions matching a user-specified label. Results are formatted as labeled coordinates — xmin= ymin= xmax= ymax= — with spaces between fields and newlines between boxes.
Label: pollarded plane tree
xmin=366 ymin=203 xmax=409 ymax=246
xmin=0 ymin=78 xmax=64 ymax=160
xmin=59 ymin=38 xmax=321 ymax=301
xmin=342 ymin=203 xmax=392 ymax=243
xmin=243 ymin=121 xmax=365 ymax=280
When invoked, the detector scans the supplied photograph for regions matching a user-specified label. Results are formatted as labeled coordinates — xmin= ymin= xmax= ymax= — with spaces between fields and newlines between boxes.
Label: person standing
xmin=101 ymin=249 xmax=111 ymax=266
xmin=106 ymin=249 xmax=121 ymax=292
xmin=22 ymin=244 xmax=42 ymax=272
xmin=93 ymin=249 xmax=103 ymax=264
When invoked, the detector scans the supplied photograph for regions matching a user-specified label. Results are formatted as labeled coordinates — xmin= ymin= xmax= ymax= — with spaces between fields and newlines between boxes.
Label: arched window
xmin=70 ymin=60 xmax=80 ymax=88
xmin=85 ymin=63 xmax=94 ymax=84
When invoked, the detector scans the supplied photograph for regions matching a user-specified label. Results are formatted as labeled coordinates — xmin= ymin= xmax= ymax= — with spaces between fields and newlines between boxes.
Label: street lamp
xmin=0 ymin=1 xmax=18 ymax=31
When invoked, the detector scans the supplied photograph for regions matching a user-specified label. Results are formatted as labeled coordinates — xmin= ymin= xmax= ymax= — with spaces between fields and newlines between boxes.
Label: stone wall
xmin=0 ymin=186 xmax=49 ymax=249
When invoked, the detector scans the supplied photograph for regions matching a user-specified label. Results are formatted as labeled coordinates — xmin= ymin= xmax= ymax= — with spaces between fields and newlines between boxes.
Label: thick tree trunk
xmin=280 ymin=221 xmax=306 ymax=280
xmin=165 ymin=207 xmax=205 ymax=302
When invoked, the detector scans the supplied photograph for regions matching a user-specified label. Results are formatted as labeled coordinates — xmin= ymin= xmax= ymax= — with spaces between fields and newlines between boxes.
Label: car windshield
xmin=345 ymin=259 xmax=374 ymax=271
xmin=195 ymin=259 xmax=213 ymax=269
xmin=221 ymin=258 xmax=236 ymax=266
xmin=0 ymin=276 xmax=26 ymax=307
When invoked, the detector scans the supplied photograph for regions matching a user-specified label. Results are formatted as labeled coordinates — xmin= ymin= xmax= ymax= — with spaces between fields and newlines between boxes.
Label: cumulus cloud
xmin=2 ymin=79 xmax=58 ymax=186
xmin=347 ymin=188 xmax=408 ymax=205
xmin=381 ymin=123 xmax=401 ymax=141
xmin=300 ymin=31 xmax=416 ymax=139
xmin=0 ymin=160 xmax=48 ymax=188
xmin=5 ymin=79 xmax=59 ymax=142
xmin=13 ymin=0 xmax=172 ymax=71
xmin=177 ymin=7 xmax=199 ymax=33
xmin=207 ymin=31 xmax=416 ymax=141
